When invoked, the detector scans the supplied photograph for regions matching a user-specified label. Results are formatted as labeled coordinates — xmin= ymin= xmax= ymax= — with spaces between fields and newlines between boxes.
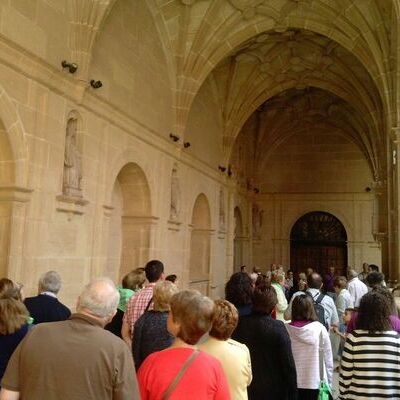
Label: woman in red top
xmin=137 ymin=290 xmax=230 ymax=400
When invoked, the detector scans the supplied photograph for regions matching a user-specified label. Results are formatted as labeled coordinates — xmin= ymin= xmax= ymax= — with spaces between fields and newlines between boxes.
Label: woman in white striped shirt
xmin=339 ymin=290 xmax=400 ymax=399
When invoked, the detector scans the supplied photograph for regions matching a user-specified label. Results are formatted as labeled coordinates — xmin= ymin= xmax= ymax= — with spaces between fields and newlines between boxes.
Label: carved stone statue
xmin=252 ymin=203 xmax=263 ymax=238
xmin=219 ymin=189 xmax=226 ymax=230
xmin=170 ymin=165 xmax=180 ymax=221
xmin=63 ymin=118 xmax=82 ymax=197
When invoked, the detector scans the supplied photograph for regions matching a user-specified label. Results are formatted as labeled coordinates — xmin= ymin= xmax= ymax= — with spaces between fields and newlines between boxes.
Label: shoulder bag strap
xmin=144 ymin=296 xmax=153 ymax=312
xmin=319 ymin=329 xmax=324 ymax=381
xmin=162 ymin=349 xmax=200 ymax=400
xmin=316 ymin=292 xmax=325 ymax=304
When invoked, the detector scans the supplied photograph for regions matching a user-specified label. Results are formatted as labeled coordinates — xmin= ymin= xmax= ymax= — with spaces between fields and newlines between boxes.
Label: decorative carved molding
xmin=0 ymin=186 xmax=33 ymax=202
xmin=168 ymin=219 xmax=182 ymax=232
xmin=121 ymin=215 xmax=159 ymax=225
xmin=55 ymin=194 xmax=89 ymax=219
xmin=102 ymin=204 xmax=114 ymax=217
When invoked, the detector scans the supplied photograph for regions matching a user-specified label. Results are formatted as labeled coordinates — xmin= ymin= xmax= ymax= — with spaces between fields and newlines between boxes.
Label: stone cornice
xmin=0 ymin=186 xmax=33 ymax=202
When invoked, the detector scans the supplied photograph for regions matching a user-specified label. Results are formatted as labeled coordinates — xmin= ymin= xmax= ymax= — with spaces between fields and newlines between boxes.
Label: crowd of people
xmin=0 ymin=260 xmax=399 ymax=400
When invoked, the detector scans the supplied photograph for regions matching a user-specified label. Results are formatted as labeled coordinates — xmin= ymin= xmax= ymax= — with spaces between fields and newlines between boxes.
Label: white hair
xmin=348 ymin=269 xmax=358 ymax=279
xmin=77 ymin=278 xmax=119 ymax=318
xmin=39 ymin=271 xmax=62 ymax=294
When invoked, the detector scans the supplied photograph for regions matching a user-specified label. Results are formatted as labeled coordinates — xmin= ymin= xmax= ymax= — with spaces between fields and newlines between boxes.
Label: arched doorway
xmin=233 ymin=207 xmax=244 ymax=271
xmin=189 ymin=194 xmax=211 ymax=295
xmin=107 ymin=163 xmax=152 ymax=281
xmin=290 ymin=212 xmax=347 ymax=276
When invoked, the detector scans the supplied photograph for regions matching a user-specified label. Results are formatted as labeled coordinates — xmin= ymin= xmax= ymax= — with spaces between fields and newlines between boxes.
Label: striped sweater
xmin=339 ymin=330 xmax=400 ymax=399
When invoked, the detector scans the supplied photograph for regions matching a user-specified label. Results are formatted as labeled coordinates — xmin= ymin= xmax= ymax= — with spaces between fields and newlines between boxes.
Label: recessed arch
xmin=189 ymin=193 xmax=212 ymax=294
xmin=106 ymin=162 xmax=152 ymax=281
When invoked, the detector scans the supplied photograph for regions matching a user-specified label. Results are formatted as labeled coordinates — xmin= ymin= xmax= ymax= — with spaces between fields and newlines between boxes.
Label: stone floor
xmin=332 ymin=361 xmax=340 ymax=399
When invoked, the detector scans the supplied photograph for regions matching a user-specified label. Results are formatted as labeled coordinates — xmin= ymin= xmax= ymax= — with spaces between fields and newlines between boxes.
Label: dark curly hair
xmin=366 ymin=272 xmax=385 ymax=288
xmin=225 ymin=272 xmax=253 ymax=307
xmin=356 ymin=291 xmax=392 ymax=333
xmin=371 ymin=286 xmax=397 ymax=315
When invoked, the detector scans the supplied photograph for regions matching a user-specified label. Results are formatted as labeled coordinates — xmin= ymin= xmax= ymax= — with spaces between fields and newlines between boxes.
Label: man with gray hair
xmin=347 ymin=268 xmax=368 ymax=307
xmin=0 ymin=278 xmax=140 ymax=400
xmin=24 ymin=271 xmax=71 ymax=324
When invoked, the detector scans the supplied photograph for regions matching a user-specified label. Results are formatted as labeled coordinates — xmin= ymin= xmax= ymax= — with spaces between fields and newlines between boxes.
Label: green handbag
xmin=318 ymin=331 xmax=333 ymax=400
xmin=318 ymin=380 xmax=332 ymax=400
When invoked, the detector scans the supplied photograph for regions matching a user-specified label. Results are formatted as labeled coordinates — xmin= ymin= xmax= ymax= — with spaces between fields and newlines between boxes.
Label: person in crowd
xmin=122 ymin=259 xmax=164 ymax=347
xmin=0 ymin=278 xmax=140 ymax=400
xmin=285 ymin=270 xmax=294 ymax=299
xmin=306 ymin=267 xmax=314 ymax=277
xmin=333 ymin=276 xmax=353 ymax=357
xmin=286 ymin=295 xmax=333 ymax=400
xmin=132 ymin=280 xmax=179 ymax=370
xmin=232 ymin=283 xmax=297 ymax=400
xmin=23 ymin=271 xmax=70 ymax=324
xmin=225 ymin=272 xmax=253 ymax=317
xmin=271 ymin=271 xmax=288 ymax=321
xmin=365 ymin=271 xmax=385 ymax=289
xmin=333 ymin=276 xmax=353 ymax=328
xmin=199 ymin=299 xmax=252 ymax=400
xmin=323 ymin=266 xmax=336 ymax=297
xmin=0 ymin=280 xmax=30 ymax=383
xmin=358 ymin=262 xmax=369 ymax=282
xmin=346 ymin=286 xmax=400 ymax=333
xmin=165 ymin=274 xmax=178 ymax=285
xmin=240 ymin=265 xmax=247 ymax=273
xmin=368 ymin=264 xmax=386 ymax=286
xmin=288 ymin=272 xmax=307 ymax=301
xmin=252 ymin=267 xmax=261 ymax=275
xmin=137 ymin=290 xmax=230 ymax=399
xmin=346 ymin=269 xmax=368 ymax=308
xmin=339 ymin=291 xmax=400 ymax=399
xmin=105 ymin=268 xmax=146 ymax=338
xmin=285 ymin=273 xmax=339 ymax=330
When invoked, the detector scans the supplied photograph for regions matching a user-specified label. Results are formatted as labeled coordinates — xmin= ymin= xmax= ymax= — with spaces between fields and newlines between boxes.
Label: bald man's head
xmin=307 ymin=273 xmax=323 ymax=290
xmin=77 ymin=278 xmax=119 ymax=320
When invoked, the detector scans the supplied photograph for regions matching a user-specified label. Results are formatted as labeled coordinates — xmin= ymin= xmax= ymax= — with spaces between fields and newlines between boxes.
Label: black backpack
xmin=306 ymin=291 xmax=329 ymax=330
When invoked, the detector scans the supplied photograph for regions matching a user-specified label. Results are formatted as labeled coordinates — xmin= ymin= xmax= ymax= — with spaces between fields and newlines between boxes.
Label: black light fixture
xmin=61 ymin=60 xmax=78 ymax=74
xmin=218 ymin=165 xmax=226 ymax=172
xmin=183 ymin=142 xmax=191 ymax=148
xmin=90 ymin=80 xmax=103 ymax=89
xmin=169 ymin=133 xmax=180 ymax=142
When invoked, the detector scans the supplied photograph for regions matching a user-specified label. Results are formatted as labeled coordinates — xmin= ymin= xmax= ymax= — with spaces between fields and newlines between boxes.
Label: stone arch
xmin=0 ymin=87 xmax=29 ymax=278
xmin=181 ymin=14 xmax=391 ymax=141
xmin=189 ymin=193 xmax=212 ymax=294
xmin=285 ymin=206 xmax=353 ymax=244
xmin=106 ymin=162 xmax=152 ymax=281
xmin=0 ymin=86 xmax=28 ymax=187
xmin=289 ymin=211 xmax=348 ymax=276
xmin=106 ymin=147 xmax=156 ymax=210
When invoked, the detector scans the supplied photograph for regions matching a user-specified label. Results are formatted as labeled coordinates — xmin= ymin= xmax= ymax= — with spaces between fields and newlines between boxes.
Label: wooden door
xmin=290 ymin=212 xmax=347 ymax=276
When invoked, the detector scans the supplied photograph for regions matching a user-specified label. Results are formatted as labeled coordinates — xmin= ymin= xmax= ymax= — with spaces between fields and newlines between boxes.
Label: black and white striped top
xmin=339 ymin=330 xmax=400 ymax=399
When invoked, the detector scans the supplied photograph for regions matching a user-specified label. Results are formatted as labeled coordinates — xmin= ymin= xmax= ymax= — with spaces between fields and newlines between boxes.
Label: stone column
xmin=390 ymin=127 xmax=400 ymax=282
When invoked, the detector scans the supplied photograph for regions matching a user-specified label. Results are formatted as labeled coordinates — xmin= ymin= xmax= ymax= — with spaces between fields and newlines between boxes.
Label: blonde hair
xmin=153 ymin=281 xmax=179 ymax=312
xmin=122 ymin=268 xmax=146 ymax=290
xmin=209 ymin=299 xmax=238 ymax=340
xmin=170 ymin=290 xmax=214 ymax=345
